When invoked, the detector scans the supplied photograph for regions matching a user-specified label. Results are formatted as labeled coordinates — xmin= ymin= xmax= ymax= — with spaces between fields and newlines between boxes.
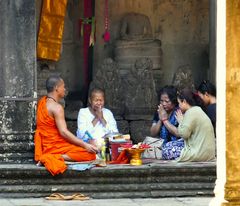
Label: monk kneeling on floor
xmin=34 ymin=75 xmax=98 ymax=175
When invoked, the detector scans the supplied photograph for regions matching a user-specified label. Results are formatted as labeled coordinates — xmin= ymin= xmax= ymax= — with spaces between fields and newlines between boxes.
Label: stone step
xmin=0 ymin=134 xmax=34 ymax=163
xmin=0 ymin=161 xmax=216 ymax=198
xmin=0 ymin=153 xmax=34 ymax=164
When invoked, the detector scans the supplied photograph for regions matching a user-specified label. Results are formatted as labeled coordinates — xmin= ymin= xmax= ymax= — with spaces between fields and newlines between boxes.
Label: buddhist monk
xmin=34 ymin=75 xmax=98 ymax=175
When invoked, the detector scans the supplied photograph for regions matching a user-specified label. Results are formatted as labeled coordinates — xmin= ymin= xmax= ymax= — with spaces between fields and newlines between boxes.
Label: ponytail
xmin=177 ymin=88 xmax=205 ymax=110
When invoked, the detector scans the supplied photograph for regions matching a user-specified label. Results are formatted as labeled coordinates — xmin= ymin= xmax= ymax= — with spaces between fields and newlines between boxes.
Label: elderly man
xmin=34 ymin=75 xmax=98 ymax=175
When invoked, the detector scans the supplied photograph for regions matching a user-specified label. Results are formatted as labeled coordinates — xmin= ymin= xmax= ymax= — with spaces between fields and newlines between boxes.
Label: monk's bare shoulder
xmin=47 ymin=101 xmax=64 ymax=118
xmin=53 ymin=103 xmax=64 ymax=116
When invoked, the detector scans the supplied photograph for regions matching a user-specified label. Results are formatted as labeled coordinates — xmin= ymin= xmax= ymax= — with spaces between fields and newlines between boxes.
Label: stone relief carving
xmin=172 ymin=65 xmax=195 ymax=91
xmin=90 ymin=57 xmax=157 ymax=119
xmin=124 ymin=58 xmax=158 ymax=116
xmin=115 ymin=12 xmax=162 ymax=96
xmin=89 ymin=58 xmax=124 ymax=116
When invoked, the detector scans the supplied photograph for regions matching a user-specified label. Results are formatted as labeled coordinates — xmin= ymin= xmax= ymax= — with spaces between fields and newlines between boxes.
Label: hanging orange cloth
xmin=34 ymin=96 xmax=96 ymax=176
xmin=37 ymin=0 xmax=68 ymax=61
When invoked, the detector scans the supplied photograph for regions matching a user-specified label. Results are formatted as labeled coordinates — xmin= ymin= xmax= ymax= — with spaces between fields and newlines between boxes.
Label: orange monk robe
xmin=34 ymin=96 xmax=96 ymax=175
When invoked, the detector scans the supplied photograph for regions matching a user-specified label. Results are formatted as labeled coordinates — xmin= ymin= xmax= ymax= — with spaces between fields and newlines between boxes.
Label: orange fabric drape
xmin=37 ymin=0 xmax=68 ymax=61
xmin=34 ymin=96 xmax=96 ymax=175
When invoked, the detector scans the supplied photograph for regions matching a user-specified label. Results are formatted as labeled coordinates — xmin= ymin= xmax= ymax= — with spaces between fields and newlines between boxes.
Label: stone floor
xmin=0 ymin=197 xmax=212 ymax=206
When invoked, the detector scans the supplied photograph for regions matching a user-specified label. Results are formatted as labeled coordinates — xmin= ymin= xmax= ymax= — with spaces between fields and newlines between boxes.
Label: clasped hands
xmin=92 ymin=105 xmax=104 ymax=121
xmin=157 ymin=104 xmax=168 ymax=120
xmin=157 ymin=104 xmax=183 ymax=123
xmin=91 ymin=105 xmax=107 ymax=127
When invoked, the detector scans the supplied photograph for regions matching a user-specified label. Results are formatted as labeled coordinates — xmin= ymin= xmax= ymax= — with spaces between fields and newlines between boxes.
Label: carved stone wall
xmin=89 ymin=58 xmax=125 ymax=117
xmin=89 ymin=58 xmax=157 ymax=142
xmin=114 ymin=12 xmax=163 ymax=88
xmin=95 ymin=0 xmax=210 ymax=88
xmin=172 ymin=65 xmax=195 ymax=91
xmin=93 ymin=0 xmax=210 ymax=141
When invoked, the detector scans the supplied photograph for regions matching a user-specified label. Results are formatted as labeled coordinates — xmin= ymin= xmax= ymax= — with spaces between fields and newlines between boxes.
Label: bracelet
xmin=162 ymin=118 xmax=168 ymax=123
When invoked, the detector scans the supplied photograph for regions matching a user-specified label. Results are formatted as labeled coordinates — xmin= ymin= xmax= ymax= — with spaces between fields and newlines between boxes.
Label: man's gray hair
xmin=46 ymin=75 xmax=62 ymax=93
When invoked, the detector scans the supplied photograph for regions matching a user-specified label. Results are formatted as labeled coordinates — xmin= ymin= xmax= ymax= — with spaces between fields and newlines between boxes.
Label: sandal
xmin=71 ymin=193 xmax=90 ymax=200
xmin=45 ymin=192 xmax=89 ymax=200
xmin=46 ymin=193 xmax=73 ymax=200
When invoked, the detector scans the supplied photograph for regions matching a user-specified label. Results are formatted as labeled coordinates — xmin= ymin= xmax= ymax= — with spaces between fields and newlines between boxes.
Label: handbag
xmin=142 ymin=136 xmax=163 ymax=159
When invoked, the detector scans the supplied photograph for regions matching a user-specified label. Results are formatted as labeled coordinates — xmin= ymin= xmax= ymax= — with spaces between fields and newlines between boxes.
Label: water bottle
xmin=82 ymin=130 xmax=93 ymax=142
xmin=101 ymin=144 xmax=106 ymax=161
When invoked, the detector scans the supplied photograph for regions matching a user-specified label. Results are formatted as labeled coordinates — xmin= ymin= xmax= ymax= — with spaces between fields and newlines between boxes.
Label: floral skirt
xmin=162 ymin=139 xmax=184 ymax=160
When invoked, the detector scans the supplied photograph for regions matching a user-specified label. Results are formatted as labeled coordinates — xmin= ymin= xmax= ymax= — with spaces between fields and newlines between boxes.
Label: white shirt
xmin=76 ymin=107 xmax=119 ymax=141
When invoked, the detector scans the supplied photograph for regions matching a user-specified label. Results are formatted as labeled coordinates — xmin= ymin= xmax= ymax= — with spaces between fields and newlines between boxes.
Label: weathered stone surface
xmin=90 ymin=58 xmax=125 ymax=116
xmin=65 ymin=100 xmax=83 ymax=120
xmin=115 ymin=39 xmax=162 ymax=74
xmin=120 ymin=12 xmax=153 ymax=40
xmin=123 ymin=58 xmax=158 ymax=118
xmin=0 ymin=0 xmax=36 ymax=97
xmin=115 ymin=12 xmax=162 ymax=75
xmin=90 ymin=58 xmax=157 ymax=120
xmin=0 ymin=152 xmax=34 ymax=164
xmin=0 ymin=101 xmax=35 ymax=134
xmin=0 ymin=161 xmax=216 ymax=198
xmin=116 ymin=120 xmax=129 ymax=134
xmin=172 ymin=64 xmax=195 ymax=91
xmin=66 ymin=120 xmax=77 ymax=134
xmin=0 ymin=142 xmax=33 ymax=152
xmin=0 ymin=133 xmax=34 ymax=163
xmin=95 ymin=0 xmax=210 ymax=90
xmin=0 ymin=134 xmax=33 ymax=142
xmin=130 ymin=120 xmax=152 ymax=143
xmin=114 ymin=12 xmax=163 ymax=99
xmin=0 ymin=0 xmax=36 ymax=163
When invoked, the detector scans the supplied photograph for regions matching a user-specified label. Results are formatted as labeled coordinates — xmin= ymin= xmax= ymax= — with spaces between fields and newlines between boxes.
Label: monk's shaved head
xmin=46 ymin=75 xmax=63 ymax=93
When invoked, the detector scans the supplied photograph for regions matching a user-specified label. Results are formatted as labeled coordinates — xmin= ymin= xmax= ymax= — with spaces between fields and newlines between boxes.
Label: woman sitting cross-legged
xmin=175 ymin=88 xmax=216 ymax=162
xmin=150 ymin=85 xmax=184 ymax=160
xmin=76 ymin=87 xmax=119 ymax=150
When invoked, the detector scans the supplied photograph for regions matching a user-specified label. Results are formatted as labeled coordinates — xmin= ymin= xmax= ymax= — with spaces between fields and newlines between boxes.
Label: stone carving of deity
xmin=89 ymin=58 xmax=124 ymax=116
xmin=115 ymin=12 xmax=162 ymax=95
xmin=172 ymin=65 xmax=195 ymax=91
xmin=124 ymin=58 xmax=158 ymax=116
xmin=120 ymin=12 xmax=153 ymax=41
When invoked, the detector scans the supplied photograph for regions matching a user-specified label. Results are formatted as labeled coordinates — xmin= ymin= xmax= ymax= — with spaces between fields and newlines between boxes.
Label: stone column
xmin=0 ymin=0 xmax=36 ymax=163
xmin=210 ymin=0 xmax=227 ymax=205
xmin=211 ymin=0 xmax=240 ymax=205
xmin=224 ymin=0 xmax=240 ymax=204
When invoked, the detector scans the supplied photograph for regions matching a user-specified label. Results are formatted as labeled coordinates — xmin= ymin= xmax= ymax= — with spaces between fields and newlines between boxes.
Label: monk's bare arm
xmin=53 ymin=105 xmax=98 ymax=153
